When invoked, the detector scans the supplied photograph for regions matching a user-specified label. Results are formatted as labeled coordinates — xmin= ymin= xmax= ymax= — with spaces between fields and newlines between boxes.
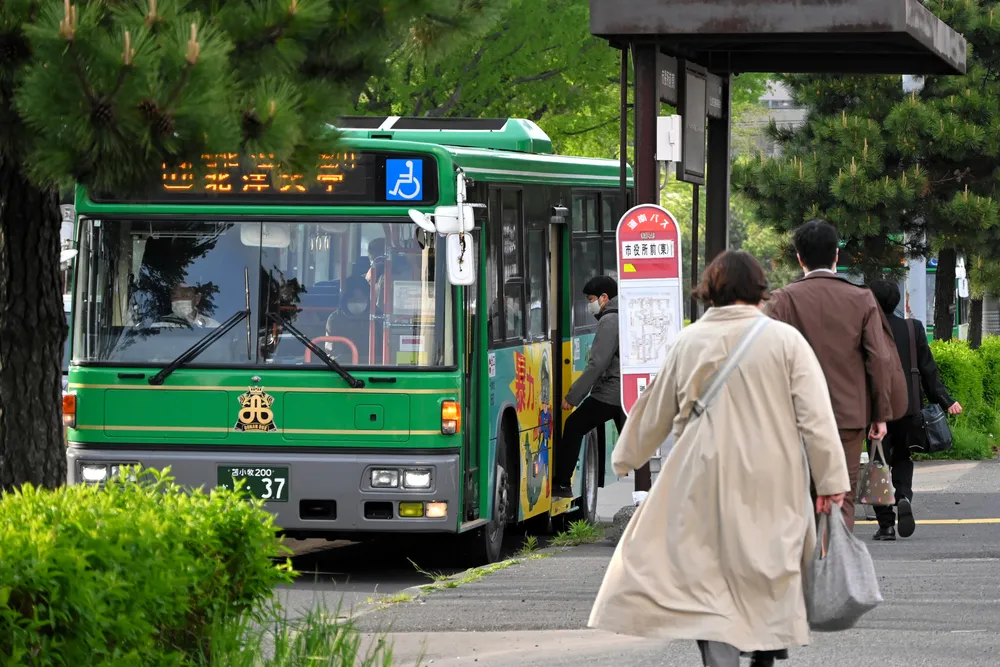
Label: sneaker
xmin=897 ymin=498 xmax=915 ymax=538
xmin=552 ymin=484 xmax=574 ymax=499
xmin=873 ymin=526 xmax=896 ymax=541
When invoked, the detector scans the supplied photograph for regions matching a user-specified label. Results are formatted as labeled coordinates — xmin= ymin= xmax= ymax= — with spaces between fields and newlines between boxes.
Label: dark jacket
xmin=766 ymin=272 xmax=902 ymax=429
xmin=886 ymin=314 xmax=954 ymax=416
xmin=566 ymin=296 xmax=620 ymax=406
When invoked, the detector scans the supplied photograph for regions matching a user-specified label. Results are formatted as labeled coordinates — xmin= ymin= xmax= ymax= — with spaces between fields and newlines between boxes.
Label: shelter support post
xmin=631 ymin=42 xmax=657 ymax=493
xmin=704 ymin=74 xmax=731 ymax=264
xmin=690 ymin=184 xmax=700 ymax=322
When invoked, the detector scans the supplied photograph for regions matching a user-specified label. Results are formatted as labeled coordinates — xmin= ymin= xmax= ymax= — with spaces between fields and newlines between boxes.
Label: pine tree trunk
xmin=970 ymin=297 xmax=984 ymax=349
xmin=0 ymin=164 xmax=67 ymax=491
xmin=933 ymin=247 xmax=957 ymax=341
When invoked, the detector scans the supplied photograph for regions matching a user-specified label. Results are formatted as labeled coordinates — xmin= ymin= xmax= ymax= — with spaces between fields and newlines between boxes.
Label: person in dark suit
xmin=766 ymin=220 xmax=904 ymax=530
xmin=869 ymin=280 xmax=962 ymax=541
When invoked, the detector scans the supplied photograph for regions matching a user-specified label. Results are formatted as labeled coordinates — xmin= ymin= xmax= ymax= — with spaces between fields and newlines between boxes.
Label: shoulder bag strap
xmin=906 ymin=319 xmax=921 ymax=413
xmin=691 ymin=317 xmax=770 ymax=419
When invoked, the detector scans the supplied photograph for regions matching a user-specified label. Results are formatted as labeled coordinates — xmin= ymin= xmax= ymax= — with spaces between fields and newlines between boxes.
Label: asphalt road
xmin=279 ymin=533 xmax=528 ymax=620
xmin=284 ymin=459 xmax=1000 ymax=666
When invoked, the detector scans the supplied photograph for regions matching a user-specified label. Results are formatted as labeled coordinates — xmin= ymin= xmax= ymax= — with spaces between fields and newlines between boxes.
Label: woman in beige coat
xmin=589 ymin=252 xmax=851 ymax=667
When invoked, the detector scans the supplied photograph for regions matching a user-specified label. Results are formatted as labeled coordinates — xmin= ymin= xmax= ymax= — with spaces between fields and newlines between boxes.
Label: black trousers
xmin=555 ymin=396 xmax=625 ymax=487
xmin=873 ymin=415 xmax=919 ymax=529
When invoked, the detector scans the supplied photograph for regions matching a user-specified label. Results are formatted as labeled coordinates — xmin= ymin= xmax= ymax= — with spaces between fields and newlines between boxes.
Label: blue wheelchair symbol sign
xmin=386 ymin=159 xmax=423 ymax=201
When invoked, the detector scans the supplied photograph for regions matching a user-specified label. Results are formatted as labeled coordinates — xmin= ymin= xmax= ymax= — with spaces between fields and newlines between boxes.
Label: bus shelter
xmin=591 ymin=0 xmax=966 ymax=285
xmin=590 ymin=0 xmax=967 ymax=491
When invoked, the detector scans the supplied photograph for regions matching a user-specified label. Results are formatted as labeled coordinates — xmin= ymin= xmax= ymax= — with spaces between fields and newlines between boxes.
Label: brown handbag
xmin=857 ymin=439 xmax=895 ymax=505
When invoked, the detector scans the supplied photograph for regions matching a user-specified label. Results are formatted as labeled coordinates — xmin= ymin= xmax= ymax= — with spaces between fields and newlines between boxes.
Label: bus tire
xmin=578 ymin=429 xmax=600 ymax=525
xmin=463 ymin=433 xmax=511 ymax=565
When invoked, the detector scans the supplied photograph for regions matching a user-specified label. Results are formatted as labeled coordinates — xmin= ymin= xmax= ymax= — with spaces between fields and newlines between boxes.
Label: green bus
xmin=64 ymin=117 xmax=630 ymax=563
xmin=836 ymin=246 xmax=966 ymax=340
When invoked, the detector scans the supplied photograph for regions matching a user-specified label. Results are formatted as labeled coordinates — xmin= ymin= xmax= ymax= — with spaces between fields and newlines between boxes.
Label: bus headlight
xmin=403 ymin=469 xmax=432 ymax=489
xmin=371 ymin=469 xmax=400 ymax=488
xmin=80 ymin=464 xmax=109 ymax=483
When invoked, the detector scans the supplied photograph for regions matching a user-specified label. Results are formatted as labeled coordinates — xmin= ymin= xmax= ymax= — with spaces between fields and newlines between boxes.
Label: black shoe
xmin=750 ymin=659 xmax=776 ymax=667
xmin=897 ymin=498 xmax=915 ymax=538
xmin=873 ymin=526 xmax=896 ymax=541
xmin=552 ymin=484 xmax=574 ymax=499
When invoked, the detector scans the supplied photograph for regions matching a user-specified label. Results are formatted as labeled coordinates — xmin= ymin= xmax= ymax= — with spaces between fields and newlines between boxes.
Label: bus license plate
xmin=218 ymin=466 xmax=289 ymax=502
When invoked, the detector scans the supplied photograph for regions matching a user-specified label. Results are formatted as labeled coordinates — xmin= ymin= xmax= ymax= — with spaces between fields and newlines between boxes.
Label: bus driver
xmin=163 ymin=283 xmax=220 ymax=329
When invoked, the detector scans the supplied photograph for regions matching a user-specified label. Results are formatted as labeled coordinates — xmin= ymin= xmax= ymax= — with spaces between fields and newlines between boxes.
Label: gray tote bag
xmin=805 ymin=510 xmax=883 ymax=631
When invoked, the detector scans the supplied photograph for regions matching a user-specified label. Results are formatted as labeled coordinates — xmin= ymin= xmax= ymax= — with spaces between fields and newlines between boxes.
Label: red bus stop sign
xmin=616 ymin=204 xmax=683 ymax=415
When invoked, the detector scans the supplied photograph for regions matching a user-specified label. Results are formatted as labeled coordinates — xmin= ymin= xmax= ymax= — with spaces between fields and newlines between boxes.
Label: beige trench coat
xmin=588 ymin=305 xmax=851 ymax=652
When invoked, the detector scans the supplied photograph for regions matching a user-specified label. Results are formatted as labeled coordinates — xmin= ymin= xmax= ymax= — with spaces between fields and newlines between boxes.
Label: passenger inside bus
xmin=324 ymin=275 xmax=371 ymax=362
xmin=366 ymin=237 xmax=416 ymax=312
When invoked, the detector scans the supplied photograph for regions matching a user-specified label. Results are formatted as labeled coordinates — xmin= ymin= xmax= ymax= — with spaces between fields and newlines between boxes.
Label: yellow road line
xmin=856 ymin=518 xmax=1000 ymax=525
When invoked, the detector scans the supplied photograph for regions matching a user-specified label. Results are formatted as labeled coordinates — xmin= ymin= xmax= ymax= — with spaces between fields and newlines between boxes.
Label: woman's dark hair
xmin=792 ymin=219 xmax=839 ymax=271
xmin=870 ymin=278 xmax=901 ymax=316
xmin=693 ymin=251 xmax=769 ymax=307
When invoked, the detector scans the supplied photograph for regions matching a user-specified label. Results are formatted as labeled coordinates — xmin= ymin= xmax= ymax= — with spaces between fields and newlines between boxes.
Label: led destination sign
xmin=91 ymin=151 xmax=439 ymax=205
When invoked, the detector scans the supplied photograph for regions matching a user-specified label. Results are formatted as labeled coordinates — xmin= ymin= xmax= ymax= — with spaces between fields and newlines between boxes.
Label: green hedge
xmin=0 ymin=469 xmax=294 ymax=666
xmin=926 ymin=338 xmax=999 ymax=460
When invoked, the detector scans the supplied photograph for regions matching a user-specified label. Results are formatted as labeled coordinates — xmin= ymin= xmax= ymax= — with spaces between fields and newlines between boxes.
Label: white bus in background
xmin=61 ymin=202 xmax=76 ymax=394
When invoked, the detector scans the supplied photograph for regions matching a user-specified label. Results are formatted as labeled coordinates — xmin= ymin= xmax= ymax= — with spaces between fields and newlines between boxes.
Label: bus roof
xmin=76 ymin=118 xmax=634 ymax=213
xmin=336 ymin=116 xmax=634 ymax=188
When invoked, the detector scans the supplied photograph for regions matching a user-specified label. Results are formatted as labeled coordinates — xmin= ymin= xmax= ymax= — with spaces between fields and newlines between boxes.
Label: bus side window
xmin=500 ymin=189 xmax=526 ymax=342
xmin=525 ymin=224 xmax=547 ymax=340
xmin=601 ymin=193 xmax=622 ymax=281
xmin=486 ymin=191 xmax=502 ymax=343
xmin=571 ymin=193 xmax=600 ymax=332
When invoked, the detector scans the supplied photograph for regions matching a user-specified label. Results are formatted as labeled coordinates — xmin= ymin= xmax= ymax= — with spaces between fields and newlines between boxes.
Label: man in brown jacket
xmin=766 ymin=220 xmax=898 ymax=530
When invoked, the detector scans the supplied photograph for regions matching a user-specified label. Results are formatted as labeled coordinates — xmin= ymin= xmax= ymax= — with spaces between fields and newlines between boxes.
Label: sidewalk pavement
xmin=359 ymin=459 xmax=1000 ymax=666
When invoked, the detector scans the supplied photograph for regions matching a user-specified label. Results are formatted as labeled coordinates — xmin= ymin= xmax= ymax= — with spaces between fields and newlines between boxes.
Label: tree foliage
xmin=0 ymin=0 xmax=503 ymax=490
xmin=356 ymin=0 xmax=767 ymax=158
xmin=732 ymin=1 xmax=1000 ymax=338
xmin=4 ymin=0 xmax=503 ymax=192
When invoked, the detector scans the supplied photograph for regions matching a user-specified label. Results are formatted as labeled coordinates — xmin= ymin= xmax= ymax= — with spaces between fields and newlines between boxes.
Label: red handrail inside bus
xmin=305 ymin=336 xmax=359 ymax=365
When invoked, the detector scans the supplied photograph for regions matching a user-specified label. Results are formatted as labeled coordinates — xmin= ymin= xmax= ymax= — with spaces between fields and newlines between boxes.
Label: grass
xmin=418 ymin=559 xmax=520 ymax=593
xmin=407 ymin=558 xmax=452 ymax=583
xmin=550 ymin=520 xmax=603 ymax=547
xmin=913 ymin=418 xmax=999 ymax=461
xmin=515 ymin=534 xmax=539 ymax=556
xmin=204 ymin=603 xmax=422 ymax=666
xmin=363 ymin=592 xmax=416 ymax=609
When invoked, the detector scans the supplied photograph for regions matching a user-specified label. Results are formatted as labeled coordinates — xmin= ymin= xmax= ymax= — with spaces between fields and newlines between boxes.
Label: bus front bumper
xmin=66 ymin=446 xmax=461 ymax=534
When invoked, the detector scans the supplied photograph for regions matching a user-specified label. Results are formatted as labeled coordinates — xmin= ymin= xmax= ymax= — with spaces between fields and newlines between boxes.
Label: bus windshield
xmin=72 ymin=218 xmax=453 ymax=369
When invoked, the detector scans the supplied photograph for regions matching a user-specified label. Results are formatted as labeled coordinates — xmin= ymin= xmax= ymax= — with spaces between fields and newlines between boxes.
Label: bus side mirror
xmin=446 ymin=233 xmax=476 ymax=286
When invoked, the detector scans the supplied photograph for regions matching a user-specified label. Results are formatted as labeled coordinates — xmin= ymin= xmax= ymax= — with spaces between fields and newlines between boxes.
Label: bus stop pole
xmin=631 ymin=42 xmax=658 ymax=494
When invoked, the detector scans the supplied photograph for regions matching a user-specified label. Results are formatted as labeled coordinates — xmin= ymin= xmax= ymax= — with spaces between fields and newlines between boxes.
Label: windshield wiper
xmin=268 ymin=312 xmax=365 ymax=389
xmin=148 ymin=309 xmax=250 ymax=385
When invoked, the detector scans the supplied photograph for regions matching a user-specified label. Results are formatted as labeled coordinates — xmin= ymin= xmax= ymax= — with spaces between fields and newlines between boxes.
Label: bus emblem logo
xmin=235 ymin=386 xmax=277 ymax=432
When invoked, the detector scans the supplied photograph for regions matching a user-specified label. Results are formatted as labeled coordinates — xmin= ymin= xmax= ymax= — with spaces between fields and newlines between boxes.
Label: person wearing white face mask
xmin=162 ymin=284 xmax=220 ymax=329
xmin=553 ymin=275 xmax=624 ymax=499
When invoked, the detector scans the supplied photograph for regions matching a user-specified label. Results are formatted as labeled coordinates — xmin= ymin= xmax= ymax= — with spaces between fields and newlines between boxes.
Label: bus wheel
xmin=464 ymin=460 xmax=508 ymax=566
xmin=578 ymin=429 xmax=600 ymax=525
